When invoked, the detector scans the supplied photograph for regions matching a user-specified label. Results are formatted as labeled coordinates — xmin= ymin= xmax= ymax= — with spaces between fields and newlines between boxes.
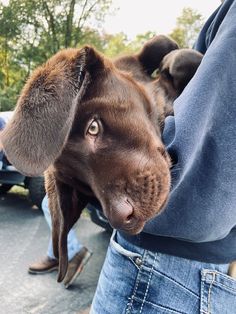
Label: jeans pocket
xmin=200 ymin=269 xmax=236 ymax=314
xmin=110 ymin=230 xmax=143 ymax=269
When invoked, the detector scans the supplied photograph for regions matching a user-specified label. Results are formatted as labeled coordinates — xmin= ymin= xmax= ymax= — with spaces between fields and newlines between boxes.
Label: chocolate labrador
xmin=1 ymin=35 xmax=203 ymax=282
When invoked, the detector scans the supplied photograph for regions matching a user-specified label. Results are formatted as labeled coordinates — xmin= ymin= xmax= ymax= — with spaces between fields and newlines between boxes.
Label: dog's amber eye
xmin=87 ymin=120 xmax=100 ymax=136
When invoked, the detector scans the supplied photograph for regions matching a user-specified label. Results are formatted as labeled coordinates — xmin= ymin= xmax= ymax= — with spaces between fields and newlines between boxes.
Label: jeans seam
xmin=139 ymin=253 xmax=158 ymax=314
xmin=200 ymin=278 xmax=206 ymax=314
xmin=207 ymin=272 xmax=215 ymax=314
xmin=133 ymin=297 xmax=189 ymax=314
xmin=212 ymin=281 xmax=236 ymax=293
xmin=203 ymin=269 xmax=236 ymax=292
xmin=126 ymin=252 xmax=147 ymax=314
xmin=129 ymin=256 xmax=142 ymax=271
xmin=110 ymin=231 xmax=142 ymax=260
xmin=150 ymin=268 xmax=199 ymax=299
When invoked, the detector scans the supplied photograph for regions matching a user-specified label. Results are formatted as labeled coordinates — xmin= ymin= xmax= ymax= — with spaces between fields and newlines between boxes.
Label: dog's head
xmin=1 ymin=36 xmax=179 ymax=233
xmin=57 ymin=65 xmax=172 ymax=234
xmin=158 ymin=48 xmax=203 ymax=100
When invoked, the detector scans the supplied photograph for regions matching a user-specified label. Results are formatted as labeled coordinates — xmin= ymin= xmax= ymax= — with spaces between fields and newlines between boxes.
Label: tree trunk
xmin=42 ymin=1 xmax=60 ymax=53
xmin=65 ymin=0 xmax=76 ymax=48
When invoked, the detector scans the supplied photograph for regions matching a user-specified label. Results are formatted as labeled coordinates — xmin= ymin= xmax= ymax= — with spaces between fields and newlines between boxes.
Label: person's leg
xmin=29 ymin=195 xmax=92 ymax=288
xmin=28 ymin=195 xmax=60 ymax=274
xmin=0 ymin=151 xmax=3 ymax=169
xmin=91 ymin=231 xmax=236 ymax=314
xmin=0 ymin=117 xmax=6 ymax=169
xmin=41 ymin=195 xmax=83 ymax=261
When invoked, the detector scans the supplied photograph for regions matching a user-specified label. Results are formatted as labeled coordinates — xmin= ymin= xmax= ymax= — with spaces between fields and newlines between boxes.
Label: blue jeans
xmin=0 ymin=152 xmax=3 ymax=169
xmin=41 ymin=195 xmax=82 ymax=261
xmin=91 ymin=231 xmax=236 ymax=314
xmin=0 ymin=117 xmax=6 ymax=168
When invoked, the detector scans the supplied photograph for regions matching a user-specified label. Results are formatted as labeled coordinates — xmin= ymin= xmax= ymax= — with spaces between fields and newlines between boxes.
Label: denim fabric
xmin=41 ymin=195 xmax=82 ymax=261
xmin=0 ymin=117 xmax=6 ymax=163
xmin=91 ymin=231 xmax=236 ymax=314
xmin=0 ymin=117 xmax=6 ymax=131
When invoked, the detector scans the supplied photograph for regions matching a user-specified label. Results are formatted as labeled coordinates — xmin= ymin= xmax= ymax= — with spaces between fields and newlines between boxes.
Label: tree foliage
xmin=169 ymin=7 xmax=204 ymax=48
xmin=103 ymin=31 xmax=155 ymax=58
xmin=0 ymin=2 xmax=205 ymax=111
xmin=0 ymin=0 xmax=113 ymax=110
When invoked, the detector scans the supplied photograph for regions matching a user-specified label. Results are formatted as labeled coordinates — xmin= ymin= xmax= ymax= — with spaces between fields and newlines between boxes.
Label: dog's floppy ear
xmin=159 ymin=48 xmax=203 ymax=99
xmin=137 ymin=35 xmax=179 ymax=75
xmin=45 ymin=171 xmax=90 ymax=282
xmin=56 ymin=190 xmax=90 ymax=282
xmin=1 ymin=46 xmax=105 ymax=176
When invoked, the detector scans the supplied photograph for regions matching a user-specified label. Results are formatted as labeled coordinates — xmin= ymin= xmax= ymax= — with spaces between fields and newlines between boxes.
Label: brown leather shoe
xmin=28 ymin=256 xmax=59 ymax=274
xmin=63 ymin=247 xmax=92 ymax=288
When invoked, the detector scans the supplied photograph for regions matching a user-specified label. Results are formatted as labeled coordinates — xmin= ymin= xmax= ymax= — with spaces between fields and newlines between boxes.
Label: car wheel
xmin=28 ymin=177 xmax=46 ymax=209
xmin=0 ymin=184 xmax=13 ymax=195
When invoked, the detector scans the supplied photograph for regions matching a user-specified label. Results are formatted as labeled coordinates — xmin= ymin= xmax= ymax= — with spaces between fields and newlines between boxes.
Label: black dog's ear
xmin=159 ymin=48 xmax=203 ymax=99
xmin=137 ymin=35 xmax=179 ymax=75
xmin=1 ymin=46 xmax=105 ymax=176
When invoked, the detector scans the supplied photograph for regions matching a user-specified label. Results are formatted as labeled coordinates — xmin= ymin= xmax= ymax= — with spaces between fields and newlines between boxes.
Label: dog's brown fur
xmin=1 ymin=35 xmax=202 ymax=282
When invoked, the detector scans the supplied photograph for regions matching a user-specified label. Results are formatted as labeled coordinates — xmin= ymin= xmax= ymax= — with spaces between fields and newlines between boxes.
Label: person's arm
xmin=144 ymin=0 xmax=236 ymax=242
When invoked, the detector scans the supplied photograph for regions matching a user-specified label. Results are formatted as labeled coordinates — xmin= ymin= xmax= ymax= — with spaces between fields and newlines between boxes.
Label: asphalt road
xmin=0 ymin=191 xmax=110 ymax=314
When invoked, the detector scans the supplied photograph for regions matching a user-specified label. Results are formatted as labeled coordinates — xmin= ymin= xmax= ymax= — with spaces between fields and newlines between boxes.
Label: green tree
xmin=0 ymin=3 xmax=21 ymax=87
xmin=103 ymin=32 xmax=131 ymax=57
xmin=129 ymin=31 xmax=156 ymax=51
xmin=103 ymin=31 xmax=156 ymax=58
xmin=169 ymin=7 xmax=204 ymax=48
xmin=0 ymin=0 xmax=113 ymax=111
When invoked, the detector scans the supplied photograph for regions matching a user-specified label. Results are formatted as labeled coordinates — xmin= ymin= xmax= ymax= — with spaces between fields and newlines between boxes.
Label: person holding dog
xmin=91 ymin=0 xmax=236 ymax=313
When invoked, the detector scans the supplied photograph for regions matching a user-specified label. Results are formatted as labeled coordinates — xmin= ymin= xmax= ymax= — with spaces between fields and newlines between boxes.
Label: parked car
xmin=0 ymin=166 xmax=46 ymax=209
xmin=0 ymin=111 xmax=46 ymax=208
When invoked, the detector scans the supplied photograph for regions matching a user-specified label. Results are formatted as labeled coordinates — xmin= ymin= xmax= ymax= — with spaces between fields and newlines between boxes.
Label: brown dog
xmin=1 ymin=35 xmax=202 ymax=282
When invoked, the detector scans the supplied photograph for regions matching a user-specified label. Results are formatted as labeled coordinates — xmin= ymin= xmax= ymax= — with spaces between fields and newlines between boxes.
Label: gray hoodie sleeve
xmin=144 ymin=0 xmax=236 ymax=243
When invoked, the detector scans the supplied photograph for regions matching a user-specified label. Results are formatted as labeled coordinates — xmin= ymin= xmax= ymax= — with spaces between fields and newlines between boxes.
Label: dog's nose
xmin=109 ymin=199 xmax=134 ymax=229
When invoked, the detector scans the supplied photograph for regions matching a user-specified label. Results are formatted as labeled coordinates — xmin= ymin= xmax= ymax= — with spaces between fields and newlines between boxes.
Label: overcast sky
xmin=103 ymin=0 xmax=221 ymax=39
xmin=1 ymin=0 xmax=222 ymax=39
